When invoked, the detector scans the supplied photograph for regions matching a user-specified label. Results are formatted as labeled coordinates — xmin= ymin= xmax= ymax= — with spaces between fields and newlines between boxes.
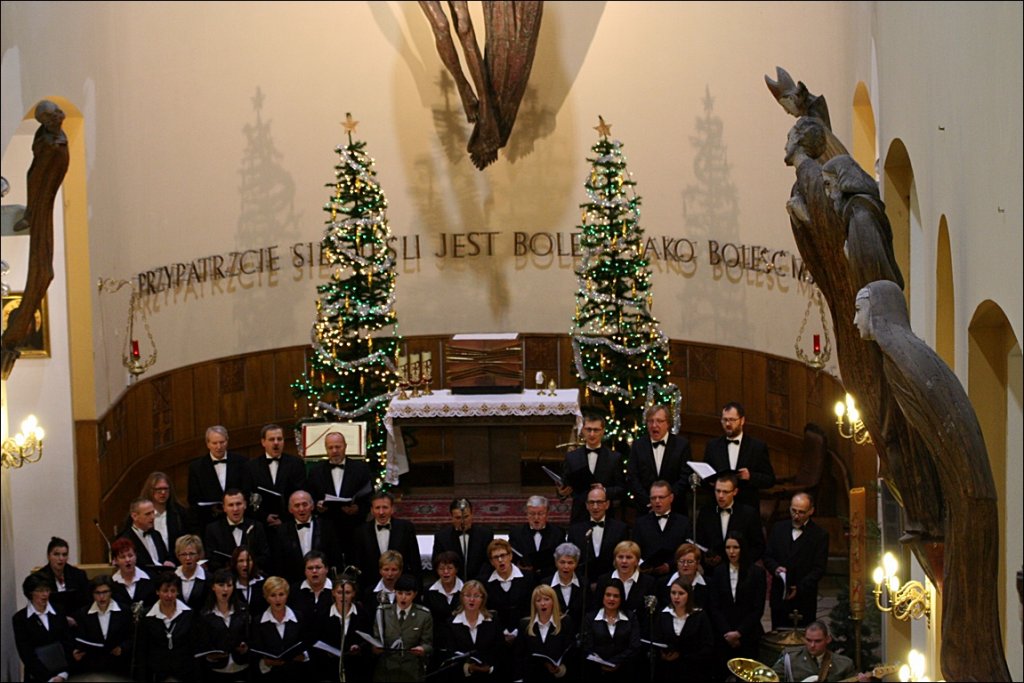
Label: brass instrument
xmin=728 ymin=657 xmax=780 ymax=682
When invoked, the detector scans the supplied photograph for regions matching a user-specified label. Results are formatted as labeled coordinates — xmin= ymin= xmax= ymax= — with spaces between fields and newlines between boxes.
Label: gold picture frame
xmin=1 ymin=292 xmax=50 ymax=358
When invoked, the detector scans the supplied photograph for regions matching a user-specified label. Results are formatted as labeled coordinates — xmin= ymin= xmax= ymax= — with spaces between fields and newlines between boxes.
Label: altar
xmin=385 ymin=390 xmax=582 ymax=493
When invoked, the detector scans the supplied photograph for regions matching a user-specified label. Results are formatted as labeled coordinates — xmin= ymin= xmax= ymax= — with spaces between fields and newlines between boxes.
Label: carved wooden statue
xmin=1 ymin=100 xmax=69 ymax=380
xmin=855 ymin=281 xmax=1007 ymax=681
xmin=770 ymin=69 xmax=1010 ymax=681
xmin=419 ymin=0 xmax=543 ymax=169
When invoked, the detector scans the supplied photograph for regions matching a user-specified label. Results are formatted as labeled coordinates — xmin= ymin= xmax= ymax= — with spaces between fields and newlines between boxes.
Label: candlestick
xmin=131 ymin=339 xmax=140 ymax=359
xmin=813 ymin=334 xmax=821 ymax=355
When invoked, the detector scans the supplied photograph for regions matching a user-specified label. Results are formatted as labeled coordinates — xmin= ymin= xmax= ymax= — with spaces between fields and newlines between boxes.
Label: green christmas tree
xmin=570 ymin=116 xmax=678 ymax=447
xmin=292 ymin=114 xmax=403 ymax=486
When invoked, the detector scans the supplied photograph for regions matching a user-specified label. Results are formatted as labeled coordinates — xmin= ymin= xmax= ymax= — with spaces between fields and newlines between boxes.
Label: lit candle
xmin=813 ymin=334 xmax=821 ymax=355
xmin=131 ymin=340 xmax=140 ymax=359
xmin=535 ymin=371 xmax=545 ymax=384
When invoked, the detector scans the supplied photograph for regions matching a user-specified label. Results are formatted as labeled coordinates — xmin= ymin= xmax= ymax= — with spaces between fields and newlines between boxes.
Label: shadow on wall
xmin=233 ymin=86 xmax=304 ymax=345
xmin=674 ymin=85 xmax=744 ymax=351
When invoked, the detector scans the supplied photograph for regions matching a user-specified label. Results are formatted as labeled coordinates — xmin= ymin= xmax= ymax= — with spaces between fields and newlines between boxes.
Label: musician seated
xmin=771 ymin=620 xmax=871 ymax=681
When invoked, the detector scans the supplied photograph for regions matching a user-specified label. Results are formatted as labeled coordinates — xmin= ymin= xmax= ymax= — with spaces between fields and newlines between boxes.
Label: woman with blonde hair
xmin=251 ymin=576 xmax=310 ymax=680
xmin=514 ymin=584 xmax=576 ymax=681
xmin=446 ymin=579 xmax=502 ymax=679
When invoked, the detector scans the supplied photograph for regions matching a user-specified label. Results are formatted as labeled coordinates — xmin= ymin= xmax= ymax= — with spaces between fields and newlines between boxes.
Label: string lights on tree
xmin=570 ymin=116 xmax=679 ymax=457
xmin=291 ymin=113 xmax=403 ymax=487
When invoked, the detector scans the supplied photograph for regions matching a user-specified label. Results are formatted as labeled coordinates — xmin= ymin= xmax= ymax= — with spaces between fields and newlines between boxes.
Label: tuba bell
xmin=728 ymin=657 xmax=781 ymax=682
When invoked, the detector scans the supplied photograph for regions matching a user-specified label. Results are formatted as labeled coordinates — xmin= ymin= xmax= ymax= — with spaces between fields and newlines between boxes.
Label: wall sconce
xmin=898 ymin=649 xmax=931 ymax=682
xmin=835 ymin=392 xmax=872 ymax=445
xmin=1 ymin=414 xmax=45 ymax=468
xmin=873 ymin=551 xmax=932 ymax=626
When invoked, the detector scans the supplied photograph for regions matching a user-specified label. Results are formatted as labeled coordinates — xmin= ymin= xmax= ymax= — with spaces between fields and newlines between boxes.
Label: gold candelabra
xmin=2 ymin=414 xmax=45 ymax=468
xmin=834 ymin=392 xmax=872 ymax=445
xmin=872 ymin=551 xmax=932 ymax=626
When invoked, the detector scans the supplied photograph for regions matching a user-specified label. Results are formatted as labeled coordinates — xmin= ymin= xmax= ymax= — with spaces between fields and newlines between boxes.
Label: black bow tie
xmin=212 ymin=459 xmax=227 ymax=466
xmin=656 ymin=513 xmax=671 ymax=520
xmin=651 ymin=440 xmax=666 ymax=448
xmin=727 ymin=439 xmax=740 ymax=445
xmin=718 ymin=507 xmax=732 ymax=515
xmin=143 ymin=529 xmax=157 ymax=537
xmin=377 ymin=523 xmax=391 ymax=531
xmin=587 ymin=449 xmax=600 ymax=455
xmin=589 ymin=520 xmax=605 ymax=528
xmin=228 ymin=521 xmax=245 ymax=528
xmin=296 ymin=522 xmax=311 ymax=530
xmin=330 ymin=463 xmax=345 ymax=470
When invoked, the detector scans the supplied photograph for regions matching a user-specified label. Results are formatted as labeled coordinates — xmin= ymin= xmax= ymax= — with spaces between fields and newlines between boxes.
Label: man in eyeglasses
xmin=763 ymin=492 xmax=829 ymax=630
xmin=703 ymin=401 xmax=775 ymax=510
xmin=558 ymin=413 xmax=626 ymax=523
xmin=627 ymin=404 xmax=693 ymax=517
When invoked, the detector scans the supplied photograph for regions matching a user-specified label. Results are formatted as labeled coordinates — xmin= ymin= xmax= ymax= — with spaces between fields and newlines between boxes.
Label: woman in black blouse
xmin=139 ymin=571 xmax=198 ymax=682
xmin=70 ymin=575 xmax=132 ymax=678
xmin=513 ymin=584 xmax=576 ymax=682
xmin=311 ymin=573 xmax=370 ymax=682
xmin=652 ymin=577 xmax=714 ymax=679
xmin=196 ymin=568 xmax=250 ymax=682
xmin=582 ymin=578 xmax=641 ymax=679
xmin=443 ymin=579 xmax=502 ymax=680
xmin=37 ymin=536 xmax=90 ymax=618
xmin=707 ymin=531 xmax=766 ymax=681
xmin=230 ymin=545 xmax=267 ymax=617
xmin=250 ymin=576 xmax=310 ymax=681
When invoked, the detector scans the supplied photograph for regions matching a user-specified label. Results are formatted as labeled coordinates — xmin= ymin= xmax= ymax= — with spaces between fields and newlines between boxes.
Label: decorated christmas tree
xmin=292 ymin=114 xmax=403 ymax=486
xmin=570 ymin=116 xmax=678 ymax=447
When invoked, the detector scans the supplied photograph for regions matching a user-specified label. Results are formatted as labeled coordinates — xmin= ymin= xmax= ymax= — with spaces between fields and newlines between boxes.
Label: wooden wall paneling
xmin=170 ymin=369 xmax=196 ymax=443
xmin=219 ymin=358 xmax=248 ymax=427
xmin=272 ymin=348 xmax=304 ymax=420
xmin=74 ymin=420 xmax=103 ymax=563
xmin=787 ymin=364 xmax=808 ymax=434
xmin=739 ymin=351 xmax=767 ymax=420
xmin=764 ymin=356 xmax=788 ymax=429
xmin=685 ymin=345 xmax=719 ymax=417
xmin=192 ymin=362 xmax=220 ymax=430
xmin=244 ymin=353 xmax=276 ymax=426
xmin=524 ymin=334 xmax=559 ymax=389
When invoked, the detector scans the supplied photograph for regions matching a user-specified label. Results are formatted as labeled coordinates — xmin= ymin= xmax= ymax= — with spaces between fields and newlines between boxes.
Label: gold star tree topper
xmin=594 ymin=115 xmax=612 ymax=139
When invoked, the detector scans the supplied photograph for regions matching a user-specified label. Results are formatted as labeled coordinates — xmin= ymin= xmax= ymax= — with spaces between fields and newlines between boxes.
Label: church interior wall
xmin=1 ymin=1 xmax=1021 ymax=678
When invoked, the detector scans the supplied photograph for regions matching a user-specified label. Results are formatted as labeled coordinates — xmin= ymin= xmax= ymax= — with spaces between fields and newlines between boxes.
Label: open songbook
xmin=322 ymin=481 xmax=373 ymax=504
xmin=249 ymin=640 xmax=305 ymax=660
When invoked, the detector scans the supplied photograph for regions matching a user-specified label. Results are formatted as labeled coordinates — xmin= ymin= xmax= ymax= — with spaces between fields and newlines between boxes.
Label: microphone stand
xmin=645 ymin=595 xmax=657 ymax=683
xmin=377 ymin=589 xmax=391 ymax=682
xmin=129 ymin=600 xmax=145 ymax=680
xmin=457 ymin=499 xmax=469 ymax=580
xmin=689 ymin=473 xmax=701 ymax=534
xmin=338 ymin=585 xmax=348 ymax=683
xmin=94 ymin=518 xmax=113 ymax=565
xmin=580 ymin=526 xmax=593 ymax=671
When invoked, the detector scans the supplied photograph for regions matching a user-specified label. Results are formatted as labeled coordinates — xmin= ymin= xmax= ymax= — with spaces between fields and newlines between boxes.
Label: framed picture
xmin=301 ymin=421 xmax=367 ymax=459
xmin=1 ymin=292 xmax=50 ymax=358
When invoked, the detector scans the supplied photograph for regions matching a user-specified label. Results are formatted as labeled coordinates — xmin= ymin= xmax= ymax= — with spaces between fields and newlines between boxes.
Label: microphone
xmin=689 ymin=472 xmax=702 ymax=489
xmin=585 ymin=527 xmax=594 ymax=539
xmin=249 ymin=492 xmax=263 ymax=513
xmin=93 ymin=518 xmax=113 ymax=564
xmin=378 ymin=588 xmax=391 ymax=605
xmin=457 ymin=498 xmax=468 ymax=511
xmin=644 ymin=595 xmax=658 ymax=614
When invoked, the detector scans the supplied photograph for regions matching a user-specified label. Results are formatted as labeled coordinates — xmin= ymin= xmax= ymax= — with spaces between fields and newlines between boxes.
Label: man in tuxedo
xmin=628 ymin=404 xmax=693 ymax=516
xmin=271 ymin=490 xmax=342 ymax=583
xmin=632 ymin=480 xmax=692 ymax=578
xmin=242 ymin=423 xmax=307 ymax=530
xmin=187 ymin=425 xmax=246 ymax=532
xmin=116 ymin=498 xmax=174 ymax=572
xmin=703 ymin=401 xmax=776 ymax=510
xmin=354 ymin=491 xmax=421 ymax=579
xmin=567 ymin=484 xmax=629 ymax=587
xmin=558 ymin=413 xmax=626 ymax=523
xmin=508 ymin=495 xmax=566 ymax=579
xmin=305 ymin=431 xmax=373 ymax=554
xmin=763 ymin=492 xmax=829 ymax=629
xmin=202 ymin=488 xmax=271 ymax=571
xmin=431 ymin=497 xmax=494 ymax=580
xmin=694 ymin=473 xmax=765 ymax=572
